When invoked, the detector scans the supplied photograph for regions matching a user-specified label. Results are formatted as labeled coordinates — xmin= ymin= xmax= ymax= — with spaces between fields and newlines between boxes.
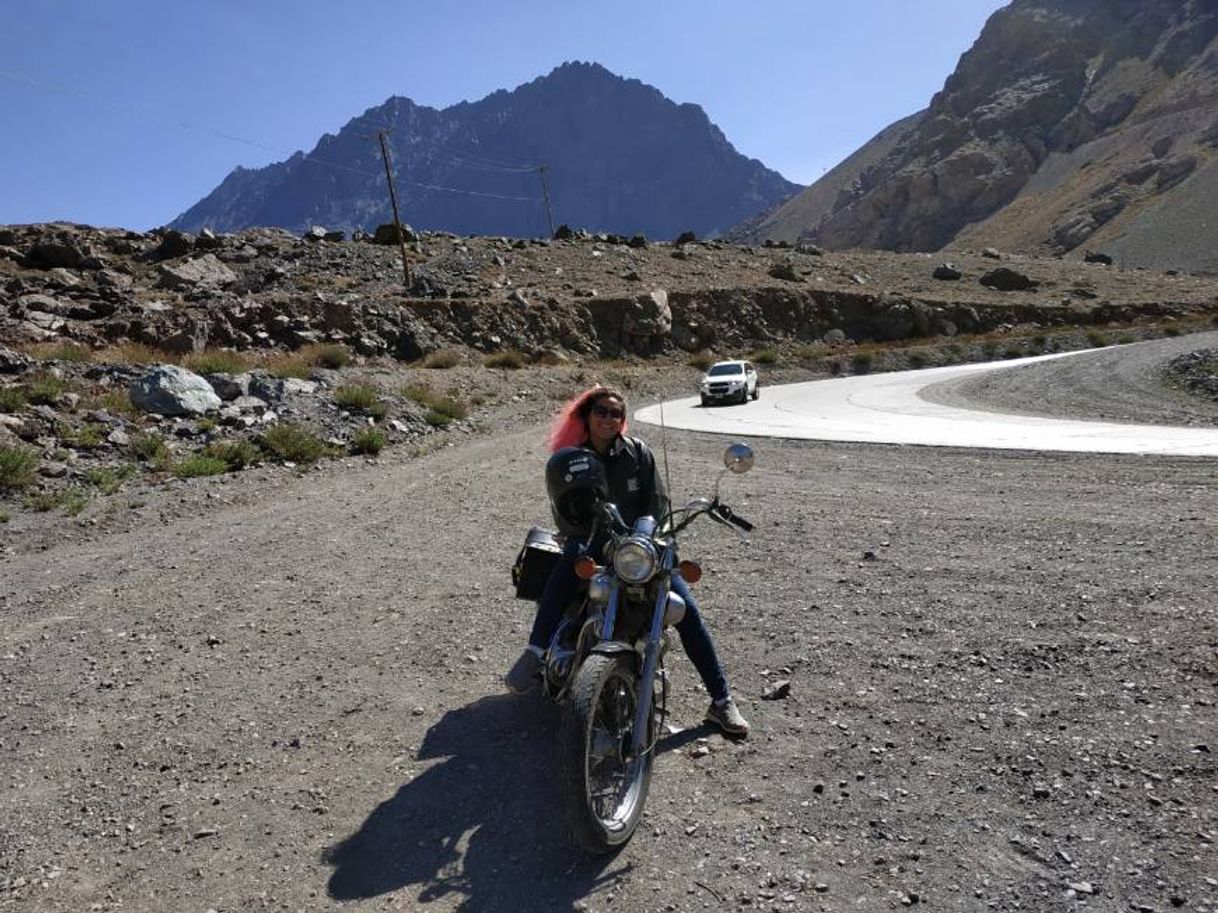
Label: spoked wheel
xmin=558 ymin=653 xmax=653 ymax=853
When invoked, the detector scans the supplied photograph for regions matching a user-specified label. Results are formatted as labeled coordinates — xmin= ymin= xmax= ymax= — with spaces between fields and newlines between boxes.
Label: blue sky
xmin=1 ymin=1 xmax=1007 ymax=231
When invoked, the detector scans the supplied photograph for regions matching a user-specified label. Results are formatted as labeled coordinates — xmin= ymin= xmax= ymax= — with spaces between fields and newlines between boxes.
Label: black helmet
xmin=545 ymin=447 xmax=608 ymax=538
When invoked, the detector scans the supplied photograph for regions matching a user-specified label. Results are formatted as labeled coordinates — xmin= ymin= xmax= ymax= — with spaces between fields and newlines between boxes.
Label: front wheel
xmin=558 ymin=653 xmax=653 ymax=853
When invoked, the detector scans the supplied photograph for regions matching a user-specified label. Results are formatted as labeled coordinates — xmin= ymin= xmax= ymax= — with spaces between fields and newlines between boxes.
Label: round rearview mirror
xmin=723 ymin=442 xmax=755 ymax=474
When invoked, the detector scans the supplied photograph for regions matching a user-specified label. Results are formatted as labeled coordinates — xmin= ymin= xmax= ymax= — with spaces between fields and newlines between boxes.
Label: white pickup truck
xmin=699 ymin=360 xmax=760 ymax=406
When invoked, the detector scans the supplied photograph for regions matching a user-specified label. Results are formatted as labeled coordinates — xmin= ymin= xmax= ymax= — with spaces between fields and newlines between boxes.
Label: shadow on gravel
xmin=323 ymin=693 xmax=629 ymax=911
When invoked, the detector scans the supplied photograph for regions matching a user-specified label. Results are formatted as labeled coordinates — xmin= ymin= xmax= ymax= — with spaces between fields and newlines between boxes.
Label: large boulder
xmin=157 ymin=254 xmax=238 ymax=290
xmin=622 ymin=289 xmax=672 ymax=339
xmin=129 ymin=365 xmax=221 ymax=415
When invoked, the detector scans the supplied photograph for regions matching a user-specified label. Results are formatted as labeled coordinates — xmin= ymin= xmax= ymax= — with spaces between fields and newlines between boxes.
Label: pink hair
xmin=548 ymin=385 xmax=629 ymax=452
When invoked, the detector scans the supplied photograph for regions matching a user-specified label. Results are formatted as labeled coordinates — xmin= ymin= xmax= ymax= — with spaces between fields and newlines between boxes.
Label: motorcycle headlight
xmin=613 ymin=538 xmax=658 ymax=584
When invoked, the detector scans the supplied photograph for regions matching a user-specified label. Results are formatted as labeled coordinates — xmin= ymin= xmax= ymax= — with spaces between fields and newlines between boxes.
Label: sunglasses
xmin=590 ymin=403 xmax=625 ymax=420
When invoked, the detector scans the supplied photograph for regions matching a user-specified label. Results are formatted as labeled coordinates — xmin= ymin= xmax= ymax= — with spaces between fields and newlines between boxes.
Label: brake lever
xmin=713 ymin=503 xmax=755 ymax=532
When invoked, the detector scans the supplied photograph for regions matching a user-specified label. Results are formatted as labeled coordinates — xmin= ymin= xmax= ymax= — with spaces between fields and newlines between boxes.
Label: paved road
xmin=636 ymin=346 xmax=1218 ymax=456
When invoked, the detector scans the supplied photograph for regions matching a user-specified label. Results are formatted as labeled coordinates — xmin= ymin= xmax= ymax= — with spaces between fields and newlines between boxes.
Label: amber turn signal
xmin=677 ymin=559 xmax=702 ymax=584
xmin=574 ymin=556 xmax=598 ymax=580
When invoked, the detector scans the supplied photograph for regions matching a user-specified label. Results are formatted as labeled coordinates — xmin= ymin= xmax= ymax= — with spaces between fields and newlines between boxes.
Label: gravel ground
xmin=1 ymin=342 xmax=1216 ymax=913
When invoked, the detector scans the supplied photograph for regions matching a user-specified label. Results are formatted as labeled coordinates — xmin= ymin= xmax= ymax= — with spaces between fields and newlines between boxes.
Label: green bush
xmin=794 ymin=343 xmax=830 ymax=360
xmin=1117 ymin=333 xmax=1136 ymax=345
xmin=750 ymin=348 xmax=779 ymax=365
xmin=1003 ymin=345 xmax=1023 ymax=359
xmin=129 ymin=433 xmax=172 ymax=470
xmin=850 ymin=352 xmax=873 ymax=374
xmin=25 ymin=485 xmax=89 ymax=515
xmin=907 ymin=350 xmax=929 ymax=369
xmin=0 ymin=387 xmax=27 ymax=413
xmin=182 ymin=349 xmax=251 ymax=375
xmin=424 ymin=409 xmax=455 ymax=427
xmin=25 ymin=372 xmax=72 ymax=406
xmin=484 ymin=350 xmax=527 ymax=369
xmin=130 ymin=432 xmax=167 ymax=461
xmin=1086 ymin=329 xmax=1109 ymax=347
xmin=313 ymin=344 xmax=352 ymax=369
xmin=402 ymin=386 xmax=467 ymax=420
xmin=174 ymin=454 xmax=230 ymax=478
xmin=259 ymin=423 xmax=326 ymax=464
xmin=422 ymin=349 xmax=461 ymax=369
xmin=351 ymin=427 xmax=387 ymax=455
xmin=81 ymin=388 xmax=141 ymax=419
xmin=203 ymin=440 xmax=262 ymax=471
xmin=45 ymin=343 xmax=93 ymax=363
xmin=94 ymin=342 xmax=164 ymax=365
xmin=59 ymin=422 xmax=106 ymax=450
xmin=0 ymin=445 xmax=39 ymax=488
xmin=1163 ymin=325 xmax=1182 ymax=337
xmin=687 ymin=351 xmax=715 ymax=371
xmin=262 ymin=351 xmax=313 ymax=379
xmin=335 ymin=383 xmax=387 ymax=420
xmin=86 ymin=465 xmax=136 ymax=495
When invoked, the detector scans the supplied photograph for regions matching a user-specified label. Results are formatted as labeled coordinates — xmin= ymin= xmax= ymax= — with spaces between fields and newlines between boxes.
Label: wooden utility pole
xmin=537 ymin=165 xmax=555 ymax=238
xmin=377 ymin=130 xmax=412 ymax=289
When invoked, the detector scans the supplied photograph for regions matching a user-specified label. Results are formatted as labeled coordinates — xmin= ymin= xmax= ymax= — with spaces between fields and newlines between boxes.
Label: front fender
xmin=589 ymin=642 xmax=635 ymax=659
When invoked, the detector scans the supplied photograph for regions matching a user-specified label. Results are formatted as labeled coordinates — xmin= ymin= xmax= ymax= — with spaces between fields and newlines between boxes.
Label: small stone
xmin=1067 ymin=881 xmax=1093 ymax=895
xmin=762 ymin=679 xmax=791 ymax=701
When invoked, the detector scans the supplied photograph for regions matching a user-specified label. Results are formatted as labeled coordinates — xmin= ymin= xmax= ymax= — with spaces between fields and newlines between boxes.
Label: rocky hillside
xmin=740 ymin=0 xmax=1218 ymax=274
xmin=4 ymin=222 xmax=1218 ymax=361
xmin=170 ymin=62 xmax=800 ymax=241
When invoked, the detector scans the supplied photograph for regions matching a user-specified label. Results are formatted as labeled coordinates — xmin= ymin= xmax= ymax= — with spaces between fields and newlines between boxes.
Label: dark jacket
xmin=589 ymin=434 xmax=667 ymax=528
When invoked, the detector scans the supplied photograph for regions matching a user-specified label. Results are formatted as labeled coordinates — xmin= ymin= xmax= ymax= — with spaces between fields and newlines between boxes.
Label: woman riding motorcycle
xmin=504 ymin=384 xmax=750 ymax=737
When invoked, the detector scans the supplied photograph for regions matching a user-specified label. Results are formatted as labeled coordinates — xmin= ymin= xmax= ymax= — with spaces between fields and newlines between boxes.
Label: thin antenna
xmin=659 ymin=398 xmax=674 ymax=533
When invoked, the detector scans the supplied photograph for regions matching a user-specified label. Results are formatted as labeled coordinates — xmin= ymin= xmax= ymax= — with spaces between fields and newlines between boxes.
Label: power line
xmin=2 ymin=68 xmax=546 ymax=205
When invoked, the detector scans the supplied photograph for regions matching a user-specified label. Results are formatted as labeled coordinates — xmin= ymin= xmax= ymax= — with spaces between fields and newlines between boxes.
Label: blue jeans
xmin=528 ymin=540 xmax=730 ymax=703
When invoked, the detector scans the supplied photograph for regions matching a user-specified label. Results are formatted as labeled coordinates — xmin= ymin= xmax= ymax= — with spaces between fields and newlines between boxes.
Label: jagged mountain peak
xmin=170 ymin=65 xmax=798 ymax=239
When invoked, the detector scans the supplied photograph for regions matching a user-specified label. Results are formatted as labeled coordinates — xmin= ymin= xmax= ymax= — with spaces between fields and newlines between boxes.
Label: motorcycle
xmin=513 ymin=442 xmax=756 ymax=853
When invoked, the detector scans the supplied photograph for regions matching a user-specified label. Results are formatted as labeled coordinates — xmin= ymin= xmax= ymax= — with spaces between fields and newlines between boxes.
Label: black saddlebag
xmin=512 ymin=526 xmax=562 ymax=600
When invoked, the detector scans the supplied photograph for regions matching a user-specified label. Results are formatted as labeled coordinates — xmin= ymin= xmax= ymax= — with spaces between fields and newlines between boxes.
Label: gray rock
xmin=157 ymin=254 xmax=238 ymax=290
xmin=823 ymin=328 xmax=848 ymax=345
xmin=980 ymin=267 xmax=1038 ymax=291
xmin=39 ymin=461 xmax=69 ymax=478
xmin=154 ymin=230 xmax=194 ymax=260
xmin=206 ymin=372 xmax=251 ymax=401
xmin=762 ymin=679 xmax=791 ymax=700
xmin=622 ymin=289 xmax=672 ymax=340
xmin=373 ymin=223 xmax=416 ymax=245
xmin=768 ymin=261 xmax=803 ymax=282
xmin=231 ymin=395 xmax=269 ymax=415
xmin=106 ymin=428 xmax=130 ymax=447
xmin=129 ymin=365 xmax=222 ymax=416
xmin=248 ymin=374 xmax=317 ymax=402
xmin=19 ymin=293 xmax=73 ymax=316
xmin=0 ymin=346 xmax=31 ymax=374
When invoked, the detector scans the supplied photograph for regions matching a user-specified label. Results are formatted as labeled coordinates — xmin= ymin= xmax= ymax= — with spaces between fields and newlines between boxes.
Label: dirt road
xmin=2 ymin=346 xmax=1215 ymax=912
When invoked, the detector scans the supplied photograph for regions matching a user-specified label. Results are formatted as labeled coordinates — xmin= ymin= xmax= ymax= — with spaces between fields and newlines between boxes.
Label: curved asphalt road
xmin=635 ymin=349 xmax=1218 ymax=457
